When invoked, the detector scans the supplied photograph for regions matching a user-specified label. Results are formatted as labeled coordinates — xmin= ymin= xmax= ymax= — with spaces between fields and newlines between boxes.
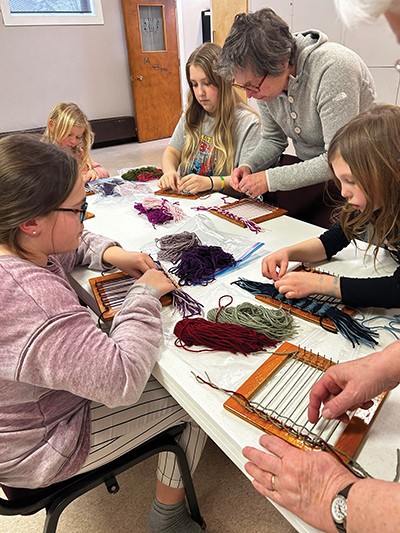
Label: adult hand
xmin=243 ymin=434 xmax=356 ymax=533
xmin=178 ymin=174 xmax=212 ymax=194
xmin=230 ymin=165 xmax=252 ymax=190
xmin=262 ymin=249 xmax=291 ymax=281
xmin=274 ymin=271 xmax=339 ymax=300
xmin=102 ymin=248 xmax=156 ymax=279
xmin=158 ymin=171 xmax=180 ymax=192
xmin=236 ymin=170 xmax=268 ymax=198
xmin=135 ymin=269 xmax=175 ymax=297
xmin=308 ymin=347 xmax=400 ymax=424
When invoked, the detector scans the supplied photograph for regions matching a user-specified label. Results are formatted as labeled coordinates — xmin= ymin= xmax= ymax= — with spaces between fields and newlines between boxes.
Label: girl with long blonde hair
xmin=43 ymin=102 xmax=109 ymax=183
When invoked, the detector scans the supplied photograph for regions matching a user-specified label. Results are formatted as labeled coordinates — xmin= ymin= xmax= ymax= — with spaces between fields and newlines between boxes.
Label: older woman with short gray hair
xmin=218 ymin=8 xmax=376 ymax=228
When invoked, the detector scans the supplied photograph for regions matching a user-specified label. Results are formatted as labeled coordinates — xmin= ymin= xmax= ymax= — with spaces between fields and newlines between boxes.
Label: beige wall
xmin=0 ymin=0 xmax=132 ymax=131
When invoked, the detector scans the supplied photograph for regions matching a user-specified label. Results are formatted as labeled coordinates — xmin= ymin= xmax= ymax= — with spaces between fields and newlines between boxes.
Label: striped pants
xmin=76 ymin=376 xmax=207 ymax=489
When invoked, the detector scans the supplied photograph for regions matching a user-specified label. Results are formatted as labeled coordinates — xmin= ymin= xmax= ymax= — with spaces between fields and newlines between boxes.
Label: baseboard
xmin=0 ymin=116 xmax=137 ymax=148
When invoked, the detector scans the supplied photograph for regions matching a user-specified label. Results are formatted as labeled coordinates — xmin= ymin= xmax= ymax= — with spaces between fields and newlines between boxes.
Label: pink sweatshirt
xmin=0 ymin=231 xmax=163 ymax=488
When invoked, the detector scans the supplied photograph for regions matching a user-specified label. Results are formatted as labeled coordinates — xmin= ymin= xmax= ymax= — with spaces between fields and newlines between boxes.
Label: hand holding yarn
xmin=136 ymin=269 xmax=175 ymax=297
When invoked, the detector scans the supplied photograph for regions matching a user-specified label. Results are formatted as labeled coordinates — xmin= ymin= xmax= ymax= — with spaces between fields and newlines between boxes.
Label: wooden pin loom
xmin=155 ymin=188 xmax=206 ymax=200
xmin=209 ymin=198 xmax=287 ymax=228
xmin=89 ymin=271 xmax=172 ymax=321
xmin=224 ymin=342 xmax=387 ymax=463
xmin=255 ymin=265 xmax=356 ymax=333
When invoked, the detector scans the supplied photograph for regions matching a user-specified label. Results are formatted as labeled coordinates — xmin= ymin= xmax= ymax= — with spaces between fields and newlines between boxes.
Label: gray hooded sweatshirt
xmin=243 ymin=30 xmax=376 ymax=191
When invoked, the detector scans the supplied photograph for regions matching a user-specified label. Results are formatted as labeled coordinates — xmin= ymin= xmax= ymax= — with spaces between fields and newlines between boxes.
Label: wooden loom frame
xmin=254 ymin=265 xmax=357 ymax=333
xmin=209 ymin=198 xmax=287 ymax=228
xmin=224 ymin=342 xmax=387 ymax=462
xmin=154 ymin=188 xmax=206 ymax=200
xmin=89 ymin=271 xmax=172 ymax=321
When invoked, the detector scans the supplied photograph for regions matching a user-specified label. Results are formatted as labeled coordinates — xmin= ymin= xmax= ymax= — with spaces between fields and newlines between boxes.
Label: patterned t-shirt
xmin=169 ymin=108 xmax=260 ymax=177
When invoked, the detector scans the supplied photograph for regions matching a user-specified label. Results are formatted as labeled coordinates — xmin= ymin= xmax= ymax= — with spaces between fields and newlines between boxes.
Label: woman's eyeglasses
xmin=232 ymin=73 xmax=268 ymax=93
xmin=55 ymin=201 xmax=88 ymax=223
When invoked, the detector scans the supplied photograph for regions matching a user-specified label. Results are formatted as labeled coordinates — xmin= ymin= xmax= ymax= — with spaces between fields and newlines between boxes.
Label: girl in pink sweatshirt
xmin=0 ymin=135 xmax=205 ymax=533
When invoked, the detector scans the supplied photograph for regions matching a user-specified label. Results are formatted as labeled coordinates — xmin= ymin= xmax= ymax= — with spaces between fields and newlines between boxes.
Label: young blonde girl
xmin=43 ymin=102 xmax=109 ymax=183
xmin=158 ymin=42 xmax=260 ymax=195
xmin=262 ymin=104 xmax=400 ymax=309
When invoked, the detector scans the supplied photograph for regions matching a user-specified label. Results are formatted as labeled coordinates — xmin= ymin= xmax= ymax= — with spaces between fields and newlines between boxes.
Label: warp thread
xmin=173 ymin=317 xmax=277 ymax=355
xmin=207 ymin=297 xmax=296 ymax=340
xmin=169 ymin=244 xmax=236 ymax=285
xmin=232 ymin=277 xmax=379 ymax=348
xmin=155 ymin=231 xmax=202 ymax=263
xmin=134 ymin=197 xmax=185 ymax=227
xmin=193 ymin=205 xmax=262 ymax=233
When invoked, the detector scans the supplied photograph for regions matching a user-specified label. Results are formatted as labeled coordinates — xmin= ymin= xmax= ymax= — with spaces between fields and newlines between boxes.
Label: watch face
xmin=331 ymin=495 xmax=347 ymax=523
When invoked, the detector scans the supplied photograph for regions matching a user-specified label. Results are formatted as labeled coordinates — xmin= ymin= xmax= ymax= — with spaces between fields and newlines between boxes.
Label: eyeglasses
xmin=55 ymin=201 xmax=88 ymax=223
xmin=232 ymin=73 xmax=268 ymax=93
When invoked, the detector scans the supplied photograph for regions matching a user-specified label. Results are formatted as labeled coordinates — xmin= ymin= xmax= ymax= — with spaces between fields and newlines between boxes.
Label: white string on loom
xmin=223 ymin=200 xmax=277 ymax=219
xmin=250 ymin=353 xmax=346 ymax=448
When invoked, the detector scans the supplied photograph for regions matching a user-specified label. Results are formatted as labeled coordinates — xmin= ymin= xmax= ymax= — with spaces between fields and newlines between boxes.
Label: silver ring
xmin=271 ymin=474 xmax=276 ymax=491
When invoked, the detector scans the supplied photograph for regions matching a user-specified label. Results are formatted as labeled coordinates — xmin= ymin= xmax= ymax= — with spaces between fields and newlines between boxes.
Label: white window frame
xmin=0 ymin=0 xmax=104 ymax=26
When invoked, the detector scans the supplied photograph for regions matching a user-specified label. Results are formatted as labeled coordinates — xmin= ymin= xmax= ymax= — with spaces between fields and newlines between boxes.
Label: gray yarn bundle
xmin=155 ymin=231 xmax=202 ymax=263
xmin=207 ymin=301 xmax=297 ymax=340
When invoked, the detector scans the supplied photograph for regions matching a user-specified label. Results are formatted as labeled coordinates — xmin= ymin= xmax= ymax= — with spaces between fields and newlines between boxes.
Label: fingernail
xmin=322 ymin=407 xmax=332 ymax=419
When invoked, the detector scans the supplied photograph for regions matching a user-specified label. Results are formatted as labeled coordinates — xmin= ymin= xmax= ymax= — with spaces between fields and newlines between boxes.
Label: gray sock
xmin=148 ymin=499 xmax=204 ymax=533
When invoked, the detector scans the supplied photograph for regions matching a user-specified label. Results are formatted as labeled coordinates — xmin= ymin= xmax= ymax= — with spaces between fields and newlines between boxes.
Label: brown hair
xmin=0 ymin=134 xmax=78 ymax=259
xmin=328 ymin=103 xmax=400 ymax=259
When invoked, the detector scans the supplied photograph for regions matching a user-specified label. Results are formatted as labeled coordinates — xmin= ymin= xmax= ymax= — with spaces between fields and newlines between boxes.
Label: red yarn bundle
xmin=173 ymin=317 xmax=277 ymax=355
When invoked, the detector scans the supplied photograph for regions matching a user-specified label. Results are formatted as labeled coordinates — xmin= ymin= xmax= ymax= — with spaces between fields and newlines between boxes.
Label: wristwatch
xmin=331 ymin=482 xmax=355 ymax=533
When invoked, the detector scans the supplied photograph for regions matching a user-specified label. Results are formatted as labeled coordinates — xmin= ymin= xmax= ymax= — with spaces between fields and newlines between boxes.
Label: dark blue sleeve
xmin=319 ymin=221 xmax=350 ymax=260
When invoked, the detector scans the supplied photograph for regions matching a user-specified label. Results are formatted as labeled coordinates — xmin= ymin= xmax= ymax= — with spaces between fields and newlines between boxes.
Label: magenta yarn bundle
xmin=134 ymin=197 xmax=185 ymax=227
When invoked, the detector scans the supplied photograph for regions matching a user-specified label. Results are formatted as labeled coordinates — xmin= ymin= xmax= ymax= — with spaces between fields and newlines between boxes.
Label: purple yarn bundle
xmin=134 ymin=201 xmax=173 ymax=225
xmin=169 ymin=244 xmax=236 ymax=286
xmin=134 ymin=197 xmax=185 ymax=227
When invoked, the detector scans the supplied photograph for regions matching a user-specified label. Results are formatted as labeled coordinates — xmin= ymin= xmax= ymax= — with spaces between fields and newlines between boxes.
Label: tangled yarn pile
xmin=134 ymin=197 xmax=185 ymax=227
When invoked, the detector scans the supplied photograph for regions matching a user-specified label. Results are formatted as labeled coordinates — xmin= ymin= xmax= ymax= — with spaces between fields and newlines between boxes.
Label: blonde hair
xmin=328 ymin=104 xmax=400 ymax=260
xmin=181 ymin=42 xmax=256 ymax=176
xmin=0 ymin=134 xmax=78 ymax=259
xmin=42 ymin=102 xmax=94 ymax=169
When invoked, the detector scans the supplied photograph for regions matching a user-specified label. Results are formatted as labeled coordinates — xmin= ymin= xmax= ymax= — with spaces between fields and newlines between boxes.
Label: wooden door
xmin=211 ymin=0 xmax=248 ymax=102
xmin=211 ymin=0 xmax=247 ymax=46
xmin=121 ymin=0 xmax=182 ymax=142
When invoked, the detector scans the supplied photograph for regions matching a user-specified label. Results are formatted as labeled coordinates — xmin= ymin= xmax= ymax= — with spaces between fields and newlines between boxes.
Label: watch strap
xmin=333 ymin=482 xmax=355 ymax=533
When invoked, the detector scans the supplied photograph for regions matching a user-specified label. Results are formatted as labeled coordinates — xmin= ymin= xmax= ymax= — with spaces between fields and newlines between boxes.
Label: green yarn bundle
xmin=207 ymin=301 xmax=297 ymax=341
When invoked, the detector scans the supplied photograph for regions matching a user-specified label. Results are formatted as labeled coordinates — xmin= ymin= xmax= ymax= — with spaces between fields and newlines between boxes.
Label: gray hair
xmin=334 ymin=0 xmax=396 ymax=25
xmin=217 ymin=8 xmax=297 ymax=79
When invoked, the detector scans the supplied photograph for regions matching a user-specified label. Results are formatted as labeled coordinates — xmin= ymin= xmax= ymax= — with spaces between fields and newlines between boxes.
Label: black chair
xmin=0 ymin=423 xmax=205 ymax=533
